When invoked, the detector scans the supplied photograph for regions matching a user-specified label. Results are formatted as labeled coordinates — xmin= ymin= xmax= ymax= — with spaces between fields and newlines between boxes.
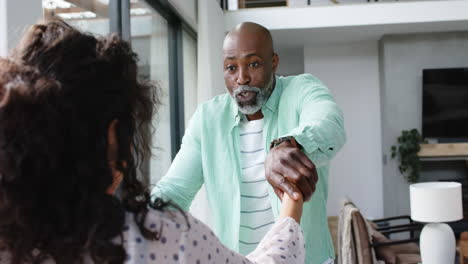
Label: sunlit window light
xmin=98 ymin=0 xmax=138 ymax=5
xmin=43 ymin=0 xmax=75 ymax=9
xmin=57 ymin=11 xmax=97 ymax=19
xmin=130 ymin=8 xmax=151 ymax=16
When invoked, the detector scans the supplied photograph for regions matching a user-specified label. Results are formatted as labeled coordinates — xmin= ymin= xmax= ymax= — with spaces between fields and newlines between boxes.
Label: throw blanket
xmin=337 ymin=199 xmax=358 ymax=264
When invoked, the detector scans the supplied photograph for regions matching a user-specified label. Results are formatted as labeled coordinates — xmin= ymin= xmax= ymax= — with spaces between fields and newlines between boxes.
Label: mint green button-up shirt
xmin=153 ymin=74 xmax=346 ymax=264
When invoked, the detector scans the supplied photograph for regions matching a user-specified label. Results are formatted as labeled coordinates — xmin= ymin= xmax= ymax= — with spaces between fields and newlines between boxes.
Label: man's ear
xmin=272 ymin=53 xmax=279 ymax=73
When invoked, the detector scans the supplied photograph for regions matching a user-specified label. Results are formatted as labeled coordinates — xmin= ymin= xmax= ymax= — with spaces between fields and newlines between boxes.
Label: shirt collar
xmin=230 ymin=75 xmax=282 ymax=127
xmin=263 ymin=75 xmax=282 ymax=114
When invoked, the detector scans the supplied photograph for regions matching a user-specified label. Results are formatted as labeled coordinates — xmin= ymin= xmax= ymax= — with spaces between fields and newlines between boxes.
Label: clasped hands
xmin=265 ymin=141 xmax=318 ymax=202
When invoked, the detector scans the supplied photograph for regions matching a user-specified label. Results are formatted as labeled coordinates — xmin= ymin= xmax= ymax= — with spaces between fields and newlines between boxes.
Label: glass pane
xmin=130 ymin=2 xmax=171 ymax=185
xmin=42 ymin=0 xmax=109 ymax=35
xmin=183 ymin=31 xmax=198 ymax=127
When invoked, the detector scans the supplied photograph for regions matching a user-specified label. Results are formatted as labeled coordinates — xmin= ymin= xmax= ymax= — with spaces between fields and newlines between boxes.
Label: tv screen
xmin=422 ymin=68 xmax=468 ymax=142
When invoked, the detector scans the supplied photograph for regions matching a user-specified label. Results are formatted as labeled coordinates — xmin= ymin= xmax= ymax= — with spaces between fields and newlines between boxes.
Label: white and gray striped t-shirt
xmin=238 ymin=118 xmax=275 ymax=255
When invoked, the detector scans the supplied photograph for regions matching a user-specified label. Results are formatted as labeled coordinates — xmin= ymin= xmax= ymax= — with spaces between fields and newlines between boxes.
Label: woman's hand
xmin=279 ymin=191 xmax=304 ymax=223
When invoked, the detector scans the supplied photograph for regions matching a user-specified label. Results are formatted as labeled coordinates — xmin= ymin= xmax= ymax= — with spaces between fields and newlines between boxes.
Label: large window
xmin=130 ymin=2 xmax=171 ymax=185
xmin=43 ymin=0 xmax=110 ymax=35
xmin=182 ymin=30 xmax=198 ymax=127
xmin=43 ymin=0 xmax=197 ymax=186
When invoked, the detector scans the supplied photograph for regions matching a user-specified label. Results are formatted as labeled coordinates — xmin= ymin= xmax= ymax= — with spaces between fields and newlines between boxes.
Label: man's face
xmin=223 ymin=32 xmax=278 ymax=115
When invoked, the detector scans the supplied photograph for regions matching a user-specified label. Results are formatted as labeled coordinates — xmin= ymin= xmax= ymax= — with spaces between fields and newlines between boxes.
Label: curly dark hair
xmin=0 ymin=20 xmax=167 ymax=263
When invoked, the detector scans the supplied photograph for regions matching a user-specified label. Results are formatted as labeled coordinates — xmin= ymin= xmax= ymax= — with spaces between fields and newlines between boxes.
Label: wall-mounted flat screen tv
xmin=423 ymin=68 xmax=468 ymax=142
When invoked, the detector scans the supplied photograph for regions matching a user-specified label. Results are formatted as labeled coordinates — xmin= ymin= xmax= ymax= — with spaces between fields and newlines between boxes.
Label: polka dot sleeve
xmin=122 ymin=209 xmax=305 ymax=264
xmin=245 ymin=217 xmax=306 ymax=263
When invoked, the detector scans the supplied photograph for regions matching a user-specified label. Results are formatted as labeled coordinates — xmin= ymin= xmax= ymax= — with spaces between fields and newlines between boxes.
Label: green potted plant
xmin=391 ymin=129 xmax=424 ymax=184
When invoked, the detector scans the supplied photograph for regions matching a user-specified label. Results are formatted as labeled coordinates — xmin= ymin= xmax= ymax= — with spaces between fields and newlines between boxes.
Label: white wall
xmin=0 ymin=0 xmax=42 ymax=56
xmin=379 ymin=31 xmax=468 ymax=218
xmin=275 ymin=47 xmax=304 ymax=76
xmin=304 ymin=41 xmax=383 ymax=218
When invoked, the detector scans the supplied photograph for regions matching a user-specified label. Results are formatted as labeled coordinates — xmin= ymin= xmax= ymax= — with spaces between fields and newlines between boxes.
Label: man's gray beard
xmin=230 ymin=74 xmax=275 ymax=115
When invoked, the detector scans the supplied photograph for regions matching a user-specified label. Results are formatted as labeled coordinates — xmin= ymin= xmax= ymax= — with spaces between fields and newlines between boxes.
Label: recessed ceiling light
xmin=42 ymin=0 xmax=75 ymax=9
xmin=98 ymin=0 xmax=138 ymax=5
xmin=57 ymin=11 xmax=97 ymax=19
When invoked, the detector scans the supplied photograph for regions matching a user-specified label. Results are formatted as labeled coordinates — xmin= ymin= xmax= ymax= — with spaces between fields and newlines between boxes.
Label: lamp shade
xmin=410 ymin=182 xmax=463 ymax=223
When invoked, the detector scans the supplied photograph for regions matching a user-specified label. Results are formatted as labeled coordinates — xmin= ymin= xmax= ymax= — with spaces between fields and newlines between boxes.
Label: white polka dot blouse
xmin=122 ymin=208 xmax=306 ymax=263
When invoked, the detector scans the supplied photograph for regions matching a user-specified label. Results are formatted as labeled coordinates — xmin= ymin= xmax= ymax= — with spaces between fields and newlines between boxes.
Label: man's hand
xmin=265 ymin=141 xmax=318 ymax=201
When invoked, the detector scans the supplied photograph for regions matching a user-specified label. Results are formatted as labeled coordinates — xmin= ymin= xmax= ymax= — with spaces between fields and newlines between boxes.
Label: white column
xmin=0 ymin=0 xmax=8 ymax=56
xmin=0 ymin=0 xmax=43 ymax=56
xmin=189 ymin=0 xmax=226 ymax=228
xmin=228 ymin=0 xmax=238 ymax=10
xmin=196 ymin=0 xmax=225 ymax=103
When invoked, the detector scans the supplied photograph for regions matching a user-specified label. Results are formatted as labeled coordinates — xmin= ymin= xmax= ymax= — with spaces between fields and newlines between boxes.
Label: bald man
xmin=154 ymin=22 xmax=346 ymax=264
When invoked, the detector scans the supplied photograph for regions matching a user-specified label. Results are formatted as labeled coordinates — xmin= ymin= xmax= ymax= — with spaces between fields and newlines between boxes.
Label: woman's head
xmin=0 ymin=20 xmax=160 ymax=263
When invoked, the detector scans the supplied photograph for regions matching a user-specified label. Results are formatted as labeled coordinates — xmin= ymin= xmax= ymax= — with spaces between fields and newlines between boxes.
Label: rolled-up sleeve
xmin=152 ymin=107 xmax=204 ymax=211
xmin=283 ymin=76 xmax=346 ymax=167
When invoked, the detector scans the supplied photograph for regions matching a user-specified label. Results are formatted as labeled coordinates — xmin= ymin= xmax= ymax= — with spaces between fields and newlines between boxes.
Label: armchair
xmin=337 ymin=200 xmax=422 ymax=264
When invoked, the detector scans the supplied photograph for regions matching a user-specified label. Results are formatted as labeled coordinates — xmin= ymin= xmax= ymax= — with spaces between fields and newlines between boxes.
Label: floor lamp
xmin=410 ymin=182 xmax=463 ymax=264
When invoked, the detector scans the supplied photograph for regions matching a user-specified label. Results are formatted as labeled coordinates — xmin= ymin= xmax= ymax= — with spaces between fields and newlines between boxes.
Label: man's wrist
xmin=270 ymin=136 xmax=303 ymax=150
